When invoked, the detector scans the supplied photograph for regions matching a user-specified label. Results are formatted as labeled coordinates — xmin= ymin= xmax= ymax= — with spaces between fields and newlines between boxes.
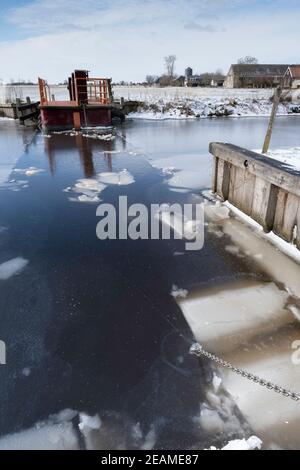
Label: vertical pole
xmin=262 ymin=86 xmax=282 ymax=154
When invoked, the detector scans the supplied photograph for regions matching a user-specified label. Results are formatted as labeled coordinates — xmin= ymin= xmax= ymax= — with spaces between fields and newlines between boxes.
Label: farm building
xmin=224 ymin=64 xmax=288 ymax=88
xmin=283 ymin=66 xmax=300 ymax=89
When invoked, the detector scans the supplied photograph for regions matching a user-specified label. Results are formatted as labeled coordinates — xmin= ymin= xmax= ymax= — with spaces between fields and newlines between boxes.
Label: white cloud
xmin=0 ymin=0 xmax=299 ymax=82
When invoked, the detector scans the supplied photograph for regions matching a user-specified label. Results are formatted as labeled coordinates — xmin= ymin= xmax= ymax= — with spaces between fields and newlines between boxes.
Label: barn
xmin=224 ymin=64 xmax=288 ymax=88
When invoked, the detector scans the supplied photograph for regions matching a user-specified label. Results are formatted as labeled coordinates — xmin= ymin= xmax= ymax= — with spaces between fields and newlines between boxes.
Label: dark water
xmin=0 ymin=117 xmax=300 ymax=449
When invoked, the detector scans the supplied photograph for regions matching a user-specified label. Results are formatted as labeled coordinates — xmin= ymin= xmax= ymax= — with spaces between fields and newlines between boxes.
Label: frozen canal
xmin=1 ymin=116 xmax=300 ymax=449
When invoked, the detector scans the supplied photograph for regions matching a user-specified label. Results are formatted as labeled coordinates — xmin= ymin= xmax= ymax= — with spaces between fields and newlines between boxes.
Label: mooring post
xmin=262 ymin=86 xmax=282 ymax=154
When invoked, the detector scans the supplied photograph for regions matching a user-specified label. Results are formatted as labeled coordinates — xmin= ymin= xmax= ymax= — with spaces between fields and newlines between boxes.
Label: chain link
xmin=190 ymin=343 xmax=300 ymax=402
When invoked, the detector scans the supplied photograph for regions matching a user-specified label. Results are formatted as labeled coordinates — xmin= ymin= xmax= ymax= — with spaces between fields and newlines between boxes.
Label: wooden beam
xmin=209 ymin=143 xmax=300 ymax=198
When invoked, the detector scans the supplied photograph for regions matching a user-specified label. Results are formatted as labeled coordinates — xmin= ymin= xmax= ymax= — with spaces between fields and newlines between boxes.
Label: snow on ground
xmin=113 ymin=86 xmax=276 ymax=102
xmin=2 ymin=84 xmax=299 ymax=121
xmin=255 ymin=147 xmax=300 ymax=172
xmin=129 ymin=98 xmax=300 ymax=120
xmin=115 ymin=86 xmax=300 ymax=120
xmin=0 ymin=257 xmax=28 ymax=280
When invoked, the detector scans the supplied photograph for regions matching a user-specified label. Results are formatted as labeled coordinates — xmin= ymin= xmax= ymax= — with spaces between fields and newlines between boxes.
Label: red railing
xmin=38 ymin=76 xmax=111 ymax=106
xmin=38 ymin=78 xmax=49 ymax=105
xmin=75 ymin=77 xmax=111 ymax=105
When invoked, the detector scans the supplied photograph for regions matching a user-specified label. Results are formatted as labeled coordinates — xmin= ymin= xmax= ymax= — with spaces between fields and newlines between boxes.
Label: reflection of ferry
xmin=38 ymin=70 xmax=113 ymax=132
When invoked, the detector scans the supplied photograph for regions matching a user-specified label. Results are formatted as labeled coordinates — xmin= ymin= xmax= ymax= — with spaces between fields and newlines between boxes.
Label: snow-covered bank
xmin=129 ymin=98 xmax=300 ymax=120
xmin=260 ymin=147 xmax=300 ymax=172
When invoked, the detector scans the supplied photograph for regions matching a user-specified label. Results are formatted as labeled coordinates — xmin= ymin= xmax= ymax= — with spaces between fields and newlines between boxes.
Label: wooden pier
xmin=0 ymin=99 xmax=40 ymax=125
xmin=210 ymin=142 xmax=300 ymax=250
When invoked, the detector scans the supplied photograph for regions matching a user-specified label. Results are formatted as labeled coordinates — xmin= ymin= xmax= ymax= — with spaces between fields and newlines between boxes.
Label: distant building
xmin=283 ymin=66 xmax=300 ymax=89
xmin=185 ymin=67 xmax=193 ymax=79
xmin=172 ymin=76 xmax=185 ymax=87
xmin=211 ymin=78 xmax=225 ymax=87
xmin=185 ymin=75 xmax=203 ymax=87
xmin=224 ymin=64 xmax=288 ymax=88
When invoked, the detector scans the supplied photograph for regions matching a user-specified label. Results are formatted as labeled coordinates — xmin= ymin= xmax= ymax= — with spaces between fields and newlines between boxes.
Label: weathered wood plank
xmin=240 ymin=171 xmax=256 ymax=215
xmin=273 ymin=192 xmax=300 ymax=242
xmin=209 ymin=142 xmax=300 ymax=198
xmin=215 ymin=159 xmax=230 ymax=200
xmin=228 ymin=164 xmax=237 ymax=202
xmin=249 ymin=178 xmax=278 ymax=232
xmin=273 ymin=189 xmax=289 ymax=237
xmin=232 ymin=166 xmax=243 ymax=205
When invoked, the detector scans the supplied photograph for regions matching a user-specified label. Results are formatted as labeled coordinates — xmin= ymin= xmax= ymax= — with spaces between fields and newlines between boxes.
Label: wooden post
xmin=73 ymin=111 xmax=81 ymax=130
xmin=262 ymin=86 xmax=282 ymax=154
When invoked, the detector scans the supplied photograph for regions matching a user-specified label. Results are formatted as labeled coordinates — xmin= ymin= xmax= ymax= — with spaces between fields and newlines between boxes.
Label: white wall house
xmin=284 ymin=66 xmax=300 ymax=89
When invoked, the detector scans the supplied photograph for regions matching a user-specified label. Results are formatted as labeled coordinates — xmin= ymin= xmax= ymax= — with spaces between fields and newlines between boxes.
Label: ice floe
xmin=0 ymin=409 xmax=78 ymax=450
xmin=150 ymin=154 xmax=210 ymax=193
xmin=65 ymin=170 xmax=135 ymax=203
xmin=0 ymin=257 xmax=28 ymax=280
xmin=22 ymin=367 xmax=31 ymax=377
xmin=82 ymin=132 xmax=115 ymax=141
xmin=97 ymin=170 xmax=135 ymax=186
xmin=14 ymin=167 xmax=45 ymax=176
xmin=79 ymin=413 xmax=101 ymax=432
xmin=209 ymin=436 xmax=262 ymax=451
xmin=170 ymin=284 xmax=188 ymax=299
xmin=0 ymin=179 xmax=28 ymax=192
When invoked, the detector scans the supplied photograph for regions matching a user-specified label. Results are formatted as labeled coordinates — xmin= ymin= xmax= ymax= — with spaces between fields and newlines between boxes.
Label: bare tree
xmin=164 ymin=55 xmax=177 ymax=77
xmin=145 ymin=75 xmax=157 ymax=85
xmin=237 ymin=56 xmax=258 ymax=64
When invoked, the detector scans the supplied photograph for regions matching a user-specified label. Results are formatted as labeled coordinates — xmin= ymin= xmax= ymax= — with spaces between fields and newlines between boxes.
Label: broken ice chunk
xmin=0 ymin=257 xmax=28 ymax=280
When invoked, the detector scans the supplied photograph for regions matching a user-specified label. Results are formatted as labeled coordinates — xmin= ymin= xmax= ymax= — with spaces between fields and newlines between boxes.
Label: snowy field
xmin=1 ymin=85 xmax=300 ymax=120
xmin=0 ymin=84 xmax=276 ymax=104
xmin=113 ymin=86 xmax=300 ymax=120
xmin=113 ymin=86 xmax=276 ymax=102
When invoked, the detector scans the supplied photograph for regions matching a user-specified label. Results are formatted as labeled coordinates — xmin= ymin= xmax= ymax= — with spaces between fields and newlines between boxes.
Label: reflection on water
xmin=43 ymin=132 xmax=119 ymax=177
xmin=0 ymin=117 xmax=300 ymax=449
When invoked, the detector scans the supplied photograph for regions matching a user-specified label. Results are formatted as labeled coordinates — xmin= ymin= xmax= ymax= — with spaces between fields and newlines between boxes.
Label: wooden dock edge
xmin=209 ymin=142 xmax=300 ymax=250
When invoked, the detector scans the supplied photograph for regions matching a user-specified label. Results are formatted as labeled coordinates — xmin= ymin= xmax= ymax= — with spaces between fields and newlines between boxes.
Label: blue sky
xmin=0 ymin=0 xmax=299 ymax=83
